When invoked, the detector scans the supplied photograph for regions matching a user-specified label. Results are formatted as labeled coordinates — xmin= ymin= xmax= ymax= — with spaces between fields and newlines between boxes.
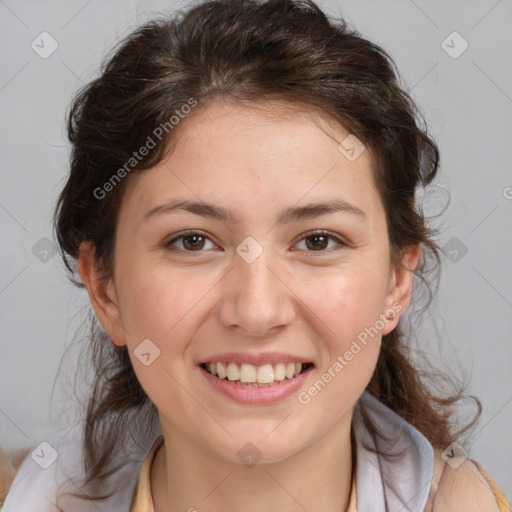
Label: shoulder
xmin=425 ymin=448 xmax=505 ymax=512
xmin=2 ymin=424 xmax=148 ymax=512
xmin=1 ymin=432 xmax=64 ymax=512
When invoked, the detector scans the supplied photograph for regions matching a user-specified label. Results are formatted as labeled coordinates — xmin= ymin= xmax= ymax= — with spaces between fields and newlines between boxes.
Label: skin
xmin=424 ymin=451 xmax=501 ymax=512
xmin=78 ymin=98 xmax=421 ymax=512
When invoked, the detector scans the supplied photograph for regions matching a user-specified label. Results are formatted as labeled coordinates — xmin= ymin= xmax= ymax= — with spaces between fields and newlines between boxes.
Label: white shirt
xmin=2 ymin=391 xmax=436 ymax=511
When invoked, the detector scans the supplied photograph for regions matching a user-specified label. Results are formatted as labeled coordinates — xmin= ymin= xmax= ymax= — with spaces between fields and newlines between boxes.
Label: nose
xmin=217 ymin=247 xmax=296 ymax=337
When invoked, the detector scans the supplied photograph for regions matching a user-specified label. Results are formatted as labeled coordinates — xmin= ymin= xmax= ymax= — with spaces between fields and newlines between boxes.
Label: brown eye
xmin=295 ymin=231 xmax=346 ymax=252
xmin=305 ymin=234 xmax=329 ymax=251
xmin=182 ymin=234 xmax=206 ymax=250
xmin=165 ymin=231 xmax=216 ymax=253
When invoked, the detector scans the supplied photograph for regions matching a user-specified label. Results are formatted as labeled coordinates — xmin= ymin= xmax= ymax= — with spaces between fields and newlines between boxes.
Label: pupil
xmin=307 ymin=235 xmax=327 ymax=250
xmin=184 ymin=235 xmax=204 ymax=250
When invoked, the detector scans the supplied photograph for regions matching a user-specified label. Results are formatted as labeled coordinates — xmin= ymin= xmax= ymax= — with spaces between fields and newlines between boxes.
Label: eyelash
xmin=164 ymin=229 xmax=348 ymax=255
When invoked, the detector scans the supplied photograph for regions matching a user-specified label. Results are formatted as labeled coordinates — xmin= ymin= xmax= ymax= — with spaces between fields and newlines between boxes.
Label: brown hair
xmin=53 ymin=0 xmax=480 ymax=503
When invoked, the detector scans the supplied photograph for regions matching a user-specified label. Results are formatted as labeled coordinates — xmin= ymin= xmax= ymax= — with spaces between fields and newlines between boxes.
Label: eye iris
xmin=306 ymin=235 xmax=328 ymax=251
xmin=183 ymin=235 xmax=205 ymax=250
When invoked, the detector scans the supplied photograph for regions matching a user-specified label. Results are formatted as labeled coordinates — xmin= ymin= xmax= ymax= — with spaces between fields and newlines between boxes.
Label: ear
xmin=77 ymin=241 xmax=126 ymax=347
xmin=381 ymin=243 xmax=422 ymax=335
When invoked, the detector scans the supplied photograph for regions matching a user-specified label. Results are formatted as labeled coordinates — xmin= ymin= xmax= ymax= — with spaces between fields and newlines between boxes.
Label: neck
xmin=151 ymin=412 xmax=355 ymax=512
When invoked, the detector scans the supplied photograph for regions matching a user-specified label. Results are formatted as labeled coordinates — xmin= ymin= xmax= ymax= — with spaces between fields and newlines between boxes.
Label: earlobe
xmin=77 ymin=241 xmax=126 ymax=347
xmin=381 ymin=243 xmax=422 ymax=335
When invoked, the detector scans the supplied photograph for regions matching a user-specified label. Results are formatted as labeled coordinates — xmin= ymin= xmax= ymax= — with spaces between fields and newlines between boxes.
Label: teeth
xmin=226 ymin=362 xmax=240 ymax=381
xmin=205 ymin=361 xmax=308 ymax=383
xmin=217 ymin=362 xmax=227 ymax=379
xmin=257 ymin=364 xmax=274 ymax=383
xmin=240 ymin=363 xmax=257 ymax=383
xmin=274 ymin=363 xmax=286 ymax=381
xmin=285 ymin=362 xmax=295 ymax=379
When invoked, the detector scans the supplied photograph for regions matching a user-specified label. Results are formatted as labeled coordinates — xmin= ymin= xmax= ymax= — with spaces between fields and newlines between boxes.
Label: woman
xmin=3 ymin=0 xmax=509 ymax=510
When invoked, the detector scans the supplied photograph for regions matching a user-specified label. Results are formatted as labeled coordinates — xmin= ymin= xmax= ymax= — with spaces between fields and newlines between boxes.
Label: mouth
xmin=199 ymin=361 xmax=315 ymax=387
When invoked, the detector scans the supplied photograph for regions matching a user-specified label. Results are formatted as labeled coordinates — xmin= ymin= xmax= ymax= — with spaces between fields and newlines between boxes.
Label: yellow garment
xmin=130 ymin=435 xmax=357 ymax=511
xmin=130 ymin=435 xmax=163 ymax=511
xmin=472 ymin=460 xmax=511 ymax=512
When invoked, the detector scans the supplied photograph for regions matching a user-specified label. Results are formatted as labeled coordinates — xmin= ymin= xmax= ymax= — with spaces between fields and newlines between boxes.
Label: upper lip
xmin=199 ymin=352 xmax=314 ymax=366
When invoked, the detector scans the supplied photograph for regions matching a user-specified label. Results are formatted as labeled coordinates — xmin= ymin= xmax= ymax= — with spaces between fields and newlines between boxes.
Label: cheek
xmin=302 ymin=265 xmax=389 ymax=349
xmin=294 ymin=270 xmax=385 ymax=421
xmin=117 ymin=263 xmax=209 ymax=414
xmin=116 ymin=260 xmax=211 ymax=344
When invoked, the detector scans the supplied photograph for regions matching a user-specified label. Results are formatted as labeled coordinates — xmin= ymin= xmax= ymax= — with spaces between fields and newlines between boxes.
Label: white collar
xmin=354 ymin=390 xmax=434 ymax=511
xmin=3 ymin=391 xmax=434 ymax=511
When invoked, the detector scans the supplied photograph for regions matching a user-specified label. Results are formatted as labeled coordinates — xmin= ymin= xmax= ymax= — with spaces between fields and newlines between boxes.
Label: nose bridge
xmin=218 ymin=240 xmax=294 ymax=336
xmin=235 ymin=235 xmax=275 ymax=292
xmin=238 ymin=248 xmax=276 ymax=298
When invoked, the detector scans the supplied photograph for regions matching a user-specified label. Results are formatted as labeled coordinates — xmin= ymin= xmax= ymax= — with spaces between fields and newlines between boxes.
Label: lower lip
xmin=199 ymin=365 xmax=313 ymax=405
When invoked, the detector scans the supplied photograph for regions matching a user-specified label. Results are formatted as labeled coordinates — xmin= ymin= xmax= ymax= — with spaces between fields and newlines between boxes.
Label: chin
xmin=210 ymin=431 xmax=309 ymax=467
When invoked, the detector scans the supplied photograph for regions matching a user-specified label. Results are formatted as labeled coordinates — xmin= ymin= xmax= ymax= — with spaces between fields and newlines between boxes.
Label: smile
xmin=200 ymin=361 xmax=314 ymax=387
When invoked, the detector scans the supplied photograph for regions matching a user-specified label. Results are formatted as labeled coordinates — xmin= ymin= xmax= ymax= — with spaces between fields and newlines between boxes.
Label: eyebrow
xmin=141 ymin=198 xmax=367 ymax=224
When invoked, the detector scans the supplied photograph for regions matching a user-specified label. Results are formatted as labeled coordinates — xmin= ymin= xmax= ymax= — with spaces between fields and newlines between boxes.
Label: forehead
xmin=120 ymin=98 xmax=382 ymax=225
xmin=171 ymin=97 xmax=365 ymax=168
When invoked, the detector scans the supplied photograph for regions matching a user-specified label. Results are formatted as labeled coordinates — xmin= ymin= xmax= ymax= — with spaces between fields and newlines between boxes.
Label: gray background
xmin=1 ymin=0 xmax=511 ymax=502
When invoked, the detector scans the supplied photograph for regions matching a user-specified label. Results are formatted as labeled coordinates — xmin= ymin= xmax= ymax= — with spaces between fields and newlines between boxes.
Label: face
xmin=80 ymin=98 xmax=419 ymax=465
